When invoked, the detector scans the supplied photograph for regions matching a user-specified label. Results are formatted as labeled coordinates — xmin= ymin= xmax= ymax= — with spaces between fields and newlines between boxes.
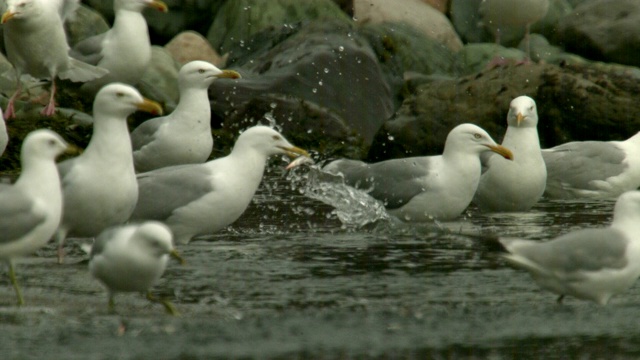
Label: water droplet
xmin=318 ymin=80 xmax=323 ymax=86
xmin=338 ymin=46 xmax=344 ymax=52
xmin=270 ymin=102 xmax=277 ymax=109
xmin=388 ymin=135 xmax=394 ymax=141
xmin=312 ymin=88 xmax=317 ymax=93
xmin=324 ymin=68 xmax=329 ymax=74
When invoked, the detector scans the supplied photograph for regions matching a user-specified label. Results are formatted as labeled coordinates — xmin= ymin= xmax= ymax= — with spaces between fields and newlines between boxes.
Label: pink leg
xmin=4 ymin=78 xmax=22 ymax=119
xmin=514 ymin=24 xmax=534 ymax=66
xmin=40 ymin=79 xmax=57 ymax=116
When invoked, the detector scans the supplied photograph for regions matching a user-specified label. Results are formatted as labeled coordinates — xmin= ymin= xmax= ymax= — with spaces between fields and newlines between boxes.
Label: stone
xmin=165 ymin=31 xmax=228 ymax=67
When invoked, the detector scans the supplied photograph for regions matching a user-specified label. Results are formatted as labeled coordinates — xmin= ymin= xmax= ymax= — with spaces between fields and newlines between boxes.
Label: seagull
xmin=0 ymin=129 xmax=70 ymax=305
xmin=323 ymin=123 xmax=514 ymax=221
xmin=542 ymin=132 xmax=640 ymax=199
xmin=479 ymin=0 xmax=550 ymax=61
xmin=55 ymin=83 xmax=163 ymax=264
xmin=473 ymin=96 xmax=546 ymax=212
xmin=497 ymin=190 xmax=640 ymax=305
xmin=89 ymin=221 xmax=184 ymax=315
xmin=71 ymin=0 xmax=168 ymax=94
xmin=1 ymin=0 xmax=108 ymax=118
xmin=131 ymin=61 xmax=241 ymax=172
xmin=130 ymin=125 xmax=309 ymax=244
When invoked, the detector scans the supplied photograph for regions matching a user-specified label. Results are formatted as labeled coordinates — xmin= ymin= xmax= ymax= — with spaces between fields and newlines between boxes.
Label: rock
xmin=164 ymin=31 xmax=228 ymax=67
xmin=455 ymin=43 xmax=526 ymax=75
xmin=422 ymin=0 xmax=449 ymax=13
xmin=207 ymin=0 xmax=352 ymax=57
xmin=557 ymin=0 xmax=640 ymax=67
xmin=65 ymin=5 xmax=110 ymax=47
xmin=367 ymin=62 xmax=640 ymax=161
xmin=354 ymin=0 xmax=463 ymax=52
xmin=138 ymin=46 xmax=181 ymax=109
xmin=208 ymin=20 xmax=394 ymax=153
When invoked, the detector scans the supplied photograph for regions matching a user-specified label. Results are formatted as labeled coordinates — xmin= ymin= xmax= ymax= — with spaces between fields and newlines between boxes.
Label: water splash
xmin=287 ymin=162 xmax=391 ymax=229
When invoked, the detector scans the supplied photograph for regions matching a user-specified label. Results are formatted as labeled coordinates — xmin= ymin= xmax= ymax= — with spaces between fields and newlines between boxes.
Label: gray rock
xmin=138 ymin=46 xmax=181 ymax=109
xmin=557 ymin=0 xmax=640 ymax=67
xmin=208 ymin=21 xmax=394 ymax=152
xmin=368 ymin=62 xmax=640 ymax=161
xmin=65 ymin=4 xmax=109 ymax=47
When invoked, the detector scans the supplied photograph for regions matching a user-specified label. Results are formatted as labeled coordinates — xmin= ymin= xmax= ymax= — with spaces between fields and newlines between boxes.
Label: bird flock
xmin=1 ymin=0 xmax=640 ymax=313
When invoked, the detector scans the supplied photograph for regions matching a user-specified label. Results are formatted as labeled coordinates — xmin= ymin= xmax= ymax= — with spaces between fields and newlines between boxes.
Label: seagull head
xmin=445 ymin=123 xmax=514 ymax=160
xmin=94 ymin=83 xmax=163 ymax=119
xmin=20 ymin=129 xmax=72 ymax=166
xmin=233 ymin=125 xmax=309 ymax=158
xmin=179 ymin=61 xmax=241 ymax=90
xmin=2 ymin=0 xmax=40 ymax=23
xmin=507 ymin=96 xmax=538 ymax=128
xmin=133 ymin=221 xmax=184 ymax=263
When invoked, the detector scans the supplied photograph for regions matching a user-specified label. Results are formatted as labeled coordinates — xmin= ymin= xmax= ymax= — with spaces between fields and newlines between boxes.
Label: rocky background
xmin=1 ymin=0 xmax=639 ymax=170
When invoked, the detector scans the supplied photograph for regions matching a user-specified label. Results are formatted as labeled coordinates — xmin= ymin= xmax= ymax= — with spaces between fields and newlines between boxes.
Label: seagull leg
xmin=55 ymin=228 xmax=67 ymax=264
xmin=41 ymin=79 xmax=57 ymax=116
xmin=8 ymin=260 xmax=24 ymax=306
xmin=146 ymin=291 xmax=179 ymax=316
xmin=4 ymin=77 xmax=23 ymax=119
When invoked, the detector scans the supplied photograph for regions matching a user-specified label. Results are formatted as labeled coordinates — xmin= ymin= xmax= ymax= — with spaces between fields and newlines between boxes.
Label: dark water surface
xmin=2 ymin=170 xmax=639 ymax=359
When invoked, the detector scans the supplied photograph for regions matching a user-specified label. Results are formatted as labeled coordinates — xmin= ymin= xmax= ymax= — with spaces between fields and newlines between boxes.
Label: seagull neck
xmin=173 ymin=87 xmax=211 ymax=119
xmin=228 ymin=146 xmax=269 ymax=176
xmin=85 ymin=115 xmax=133 ymax=159
xmin=502 ymin=126 xmax=541 ymax=151
xmin=112 ymin=9 xmax=148 ymax=38
xmin=16 ymin=159 xmax=61 ymax=196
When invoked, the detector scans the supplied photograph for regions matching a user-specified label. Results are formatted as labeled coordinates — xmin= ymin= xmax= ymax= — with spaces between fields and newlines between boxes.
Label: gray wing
xmin=131 ymin=165 xmax=215 ymax=221
xmin=70 ymin=33 xmax=106 ymax=65
xmin=324 ymin=157 xmax=433 ymax=209
xmin=130 ymin=117 xmax=167 ymax=151
xmin=543 ymin=141 xmax=626 ymax=190
xmin=0 ymin=188 xmax=47 ymax=243
xmin=503 ymin=228 xmax=628 ymax=278
xmin=89 ymin=226 xmax=123 ymax=259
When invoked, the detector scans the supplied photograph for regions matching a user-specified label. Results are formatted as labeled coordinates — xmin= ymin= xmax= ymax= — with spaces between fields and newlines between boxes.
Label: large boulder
xmin=368 ymin=62 xmax=640 ymax=161
xmin=557 ymin=0 xmax=640 ymax=67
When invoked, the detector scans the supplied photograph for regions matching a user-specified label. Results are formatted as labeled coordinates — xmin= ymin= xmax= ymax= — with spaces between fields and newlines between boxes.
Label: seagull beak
xmin=216 ymin=70 xmax=242 ymax=79
xmin=1 ymin=11 xmax=15 ymax=23
xmin=484 ymin=144 xmax=514 ymax=160
xmin=516 ymin=112 xmax=524 ymax=126
xmin=279 ymin=145 xmax=309 ymax=159
xmin=170 ymin=249 xmax=186 ymax=265
xmin=136 ymin=98 xmax=164 ymax=116
xmin=64 ymin=143 xmax=83 ymax=157
xmin=148 ymin=0 xmax=169 ymax=12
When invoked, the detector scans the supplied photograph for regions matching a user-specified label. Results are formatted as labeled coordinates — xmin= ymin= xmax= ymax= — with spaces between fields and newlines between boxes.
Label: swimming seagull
xmin=542 ymin=132 xmax=640 ymax=199
xmin=0 ymin=129 xmax=71 ymax=305
xmin=55 ymin=83 xmax=163 ymax=264
xmin=130 ymin=125 xmax=309 ymax=244
xmin=71 ymin=0 xmax=168 ymax=94
xmin=473 ymin=96 xmax=546 ymax=212
xmin=89 ymin=221 xmax=184 ymax=315
xmin=1 ymin=0 xmax=108 ymax=118
xmin=497 ymin=190 xmax=640 ymax=305
xmin=323 ymin=123 xmax=514 ymax=221
xmin=479 ymin=0 xmax=549 ymax=61
xmin=131 ymin=61 xmax=241 ymax=172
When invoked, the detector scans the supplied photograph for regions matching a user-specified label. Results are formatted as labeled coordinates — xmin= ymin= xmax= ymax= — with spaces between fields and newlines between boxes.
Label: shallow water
xmin=1 ymin=168 xmax=638 ymax=359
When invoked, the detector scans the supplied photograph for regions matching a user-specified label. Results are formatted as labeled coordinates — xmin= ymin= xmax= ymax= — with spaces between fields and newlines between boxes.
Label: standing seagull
xmin=130 ymin=126 xmax=309 ymax=244
xmin=55 ymin=83 xmax=163 ymax=263
xmin=323 ymin=124 xmax=514 ymax=222
xmin=71 ymin=0 xmax=168 ymax=94
xmin=1 ymin=0 xmax=108 ymax=118
xmin=479 ymin=0 xmax=549 ymax=61
xmin=89 ymin=221 xmax=184 ymax=315
xmin=0 ymin=129 xmax=70 ymax=305
xmin=542 ymin=132 xmax=640 ymax=199
xmin=497 ymin=191 xmax=640 ymax=305
xmin=473 ymin=96 xmax=546 ymax=212
xmin=131 ymin=61 xmax=241 ymax=172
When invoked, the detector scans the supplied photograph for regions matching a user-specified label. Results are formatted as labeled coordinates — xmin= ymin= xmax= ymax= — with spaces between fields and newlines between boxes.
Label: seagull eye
xmin=198 ymin=69 xmax=205 ymax=74
xmin=272 ymin=135 xmax=281 ymax=141
xmin=473 ymin=133 xmax=482 ymax=139
xmin=115 ymin=92 xmax=125 ymax=98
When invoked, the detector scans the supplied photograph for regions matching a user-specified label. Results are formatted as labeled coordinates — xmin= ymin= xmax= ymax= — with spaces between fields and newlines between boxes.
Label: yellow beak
xmin=279 ymin=145 xmax=309 ymax=159
xmin=170 ymin=249 xmax=186 ymax=265
xmin=1 ymin=10 xmax=15 ymax=24
xmin=217 ymin=69 xmax=242 ymax=79
xmin=148 ymin=0 xmax=169 ymax=12
xmin=136 ymin=98 xmax=164 ymax=116
xmin=485 ymin=144 xmax=514 ymax=160
xmin=516 ymin=112 xmax=524 ymax=126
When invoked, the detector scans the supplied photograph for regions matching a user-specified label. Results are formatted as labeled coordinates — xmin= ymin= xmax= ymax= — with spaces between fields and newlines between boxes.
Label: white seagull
xmin=55 ymin=83 xmax=163 ymax=263
xmin=89 ymin=221 xmax=184 ymax=314
xmin=498 ymin=190 xmax=640 ymax=305
xmin=131 ymin=61 xmax=241 ymax=172
xmin=473 ymin=96 xmax=546 ymax=212
xmin=323 ymin=123 xmax=514 ymax=221
xmin=130 ymin=125 xmax=309 ymax=244
xmin=0 ymin=129 xmax=70 ymax=305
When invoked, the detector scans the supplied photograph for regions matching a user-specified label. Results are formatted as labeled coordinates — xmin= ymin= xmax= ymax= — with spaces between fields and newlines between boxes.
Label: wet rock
xmin=65 ymin=5 xmax=110 ymax=47
xmin=354 ymin=0 xmax=463 ymax=52
xmin=367 ymin=62 xmax=640 ymax=161
xmin=208 ymin=21 xmax=393 ymax=152
xmin=138 ymin=46 xmax=181 ymax=109
xmin=164 ymin=31 xmax=228 ymax=67
xmin=556 ymin=0 xmax=640 ymax=67
xmin=207 ymin=0 xmax=352 ymax=57
xmin=422 ymin=0 xmax=450 ymax=13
